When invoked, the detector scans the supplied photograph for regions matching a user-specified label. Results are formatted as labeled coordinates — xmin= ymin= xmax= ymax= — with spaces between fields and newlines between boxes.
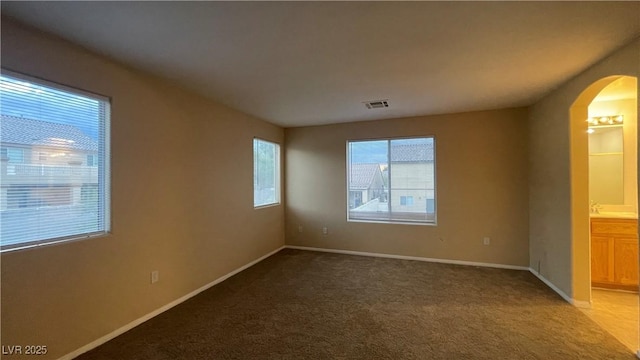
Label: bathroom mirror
xmin=588 ymin=126 xmax=624 ymax=205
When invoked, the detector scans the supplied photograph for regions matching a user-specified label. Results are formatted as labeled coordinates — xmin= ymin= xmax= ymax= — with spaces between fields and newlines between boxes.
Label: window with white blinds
xmin=253 ymin=138 xmax=280 ymax=207
xmin=0 ymin=72 xmax=111 ymax=251
xmin=347 ymin=137 xmax=436 ymax=224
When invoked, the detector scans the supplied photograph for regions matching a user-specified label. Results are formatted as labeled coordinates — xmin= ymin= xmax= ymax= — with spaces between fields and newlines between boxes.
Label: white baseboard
xmin=528 ymin=268 xmax=591 ymax=308
xmin=58 ymin=246 xmax=285 ymax=360
xmin=284 ymin=245 xmax=529 ymax=271
xmin=572 ymin=299 xmax=592 ymax=308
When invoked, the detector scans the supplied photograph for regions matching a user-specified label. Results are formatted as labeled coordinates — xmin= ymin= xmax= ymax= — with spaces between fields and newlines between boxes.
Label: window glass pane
xmin=0 ymin=73 xmax=110 ymax=250
xmin=4 ymin=147 xmax=25 ymax=163
xmin=87 ymin=154 xmax=97 ymax=166
xmin=348 ymin=140 xmax=389 ymax=220
xmin=253 ymin=139 xmax=280 ymax=207
xmin=348 ymin=137 xmax=435 ymax=224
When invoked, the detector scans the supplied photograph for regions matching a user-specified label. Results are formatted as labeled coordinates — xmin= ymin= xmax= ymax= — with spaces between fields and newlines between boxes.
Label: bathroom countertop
xmin=590 ymin=212 xmax=638 ymax=219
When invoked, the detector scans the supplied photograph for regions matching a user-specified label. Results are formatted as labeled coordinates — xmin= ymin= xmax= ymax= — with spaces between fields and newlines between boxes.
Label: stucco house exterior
xmin=0 ymin=115 xmax=99 ymax=211
xmin=389 ymin=142 xmax=435 ymax=218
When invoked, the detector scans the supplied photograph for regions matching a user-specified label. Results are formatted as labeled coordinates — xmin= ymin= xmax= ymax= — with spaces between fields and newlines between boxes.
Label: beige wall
xmin=528 ymin=38 xmax=639 ymax=303
xmin=285 ymin=108 xmax=529 ymax=266
xmin=1 ymin=18 xmax=284 ymax=359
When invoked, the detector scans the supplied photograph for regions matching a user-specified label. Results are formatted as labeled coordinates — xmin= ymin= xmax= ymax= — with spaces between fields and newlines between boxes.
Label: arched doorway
xmin=570 ymin=75 xmax=638 ymax=352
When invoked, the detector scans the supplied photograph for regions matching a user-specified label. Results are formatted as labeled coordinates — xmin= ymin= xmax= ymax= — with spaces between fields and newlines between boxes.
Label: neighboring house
xmin=0 ymin=115 xmax=99 ymax=211
xmin=348 ymin=163 xmax=385 ymax=209
xmin=389 ymin=142 xmax=435 ymax=215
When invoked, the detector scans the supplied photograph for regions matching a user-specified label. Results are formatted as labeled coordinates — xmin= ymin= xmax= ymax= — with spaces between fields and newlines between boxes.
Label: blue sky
xmin=350 ymin=140 xmax=388 ymax=163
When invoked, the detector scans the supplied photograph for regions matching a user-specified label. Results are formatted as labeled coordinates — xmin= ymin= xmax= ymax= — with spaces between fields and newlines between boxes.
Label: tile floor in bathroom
xmin=579 ymin=288 xmax=639 ymax=353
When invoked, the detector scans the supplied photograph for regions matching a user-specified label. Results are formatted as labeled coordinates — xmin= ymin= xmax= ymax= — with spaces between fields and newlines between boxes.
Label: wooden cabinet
xmin=591 ymin=218 xmax=638 ymax=291
xmin=590 ymin=235 xmax=612 ymax=283
xmin=614 ymin=238 xmax=639 ymax=285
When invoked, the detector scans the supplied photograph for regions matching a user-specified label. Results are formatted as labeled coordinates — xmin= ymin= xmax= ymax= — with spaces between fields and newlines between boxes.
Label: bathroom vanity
xmin=590 ymin=215 xmax=638 ymax=291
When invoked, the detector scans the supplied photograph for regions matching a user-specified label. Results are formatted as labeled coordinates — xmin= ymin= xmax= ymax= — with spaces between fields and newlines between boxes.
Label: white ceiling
xmin=2 ymin=2 xmax=639 ymax=128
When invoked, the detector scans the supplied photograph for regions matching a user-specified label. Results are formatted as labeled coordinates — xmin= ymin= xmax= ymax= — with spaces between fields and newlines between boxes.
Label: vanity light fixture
xmin=586 ymin=115 xmax=624 ymax=127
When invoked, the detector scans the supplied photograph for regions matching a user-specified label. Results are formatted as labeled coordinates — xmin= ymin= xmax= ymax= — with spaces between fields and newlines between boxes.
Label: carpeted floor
xmin=77 ymin=249 xmax=636 ymax=359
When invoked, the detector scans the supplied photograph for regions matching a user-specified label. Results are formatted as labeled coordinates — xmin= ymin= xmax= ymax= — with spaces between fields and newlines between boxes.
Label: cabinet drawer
xmin=591 ymin=219 xmax=638 ymax=236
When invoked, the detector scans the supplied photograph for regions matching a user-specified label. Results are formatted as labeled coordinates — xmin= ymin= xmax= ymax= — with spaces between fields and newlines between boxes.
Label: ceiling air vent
xmin=364 ymin=100 xmax=389 ymax=109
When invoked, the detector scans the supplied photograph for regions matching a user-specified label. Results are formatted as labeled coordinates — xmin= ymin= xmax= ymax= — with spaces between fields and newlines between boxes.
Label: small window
xmin=0 ymin=72 xmax=111 ymax=251
xmin=400 ymin=196 xmax=414 ymax=206
xmin=1 ymin=147 xmax=25 ymax=163
xmin=253 ymin=138 xmax=280 ymax=207
xmin=87 ymin=154 xmax=97 ymax=166
xmin=347 ymin=137 xmax=436 ymax=224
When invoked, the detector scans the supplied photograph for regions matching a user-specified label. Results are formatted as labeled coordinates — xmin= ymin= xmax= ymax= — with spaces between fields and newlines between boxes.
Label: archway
xmin=570 ymin=75 xmax=638 ymax=352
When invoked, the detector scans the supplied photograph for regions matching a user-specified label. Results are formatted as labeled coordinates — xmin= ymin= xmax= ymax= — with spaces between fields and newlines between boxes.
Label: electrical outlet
xmin=151 ymin=270 xmax=159 ymax=284
xmin=298 ymin=225 xmax=303 ymax=233
xmin=483 ymin=237 xmax=490 ymax=245
xmin=322 ymin=227 xmax=328 ymax=235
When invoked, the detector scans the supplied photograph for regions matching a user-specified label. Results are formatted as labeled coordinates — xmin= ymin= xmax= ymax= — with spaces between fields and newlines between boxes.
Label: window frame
xmin=253 ymin=137 xmax=281 ymax=209
xmin=346 ymin=136 xmax=437 ymax=226
xmin=0 ymin=69 xmax=111 ymax=252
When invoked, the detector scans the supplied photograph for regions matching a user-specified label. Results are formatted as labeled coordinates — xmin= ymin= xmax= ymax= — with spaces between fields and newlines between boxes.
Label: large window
xmin=347 ymin=137 xmax=436 ymax=224
xmin=0 ymin=72 xmax=110 ymax=251
xmin=253 ymin=138 xmax=280 ymax=207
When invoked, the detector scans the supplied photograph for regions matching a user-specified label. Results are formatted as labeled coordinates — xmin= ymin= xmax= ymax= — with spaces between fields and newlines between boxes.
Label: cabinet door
xmin=591 ymin=236 xmax=613 ymax=283
xmin=614 ymin=237 xmax=639 ymax=286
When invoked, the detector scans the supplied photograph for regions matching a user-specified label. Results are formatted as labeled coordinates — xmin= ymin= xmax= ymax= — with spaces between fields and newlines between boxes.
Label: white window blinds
xmin=0 ymin=72 xmax=111 ymax=251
